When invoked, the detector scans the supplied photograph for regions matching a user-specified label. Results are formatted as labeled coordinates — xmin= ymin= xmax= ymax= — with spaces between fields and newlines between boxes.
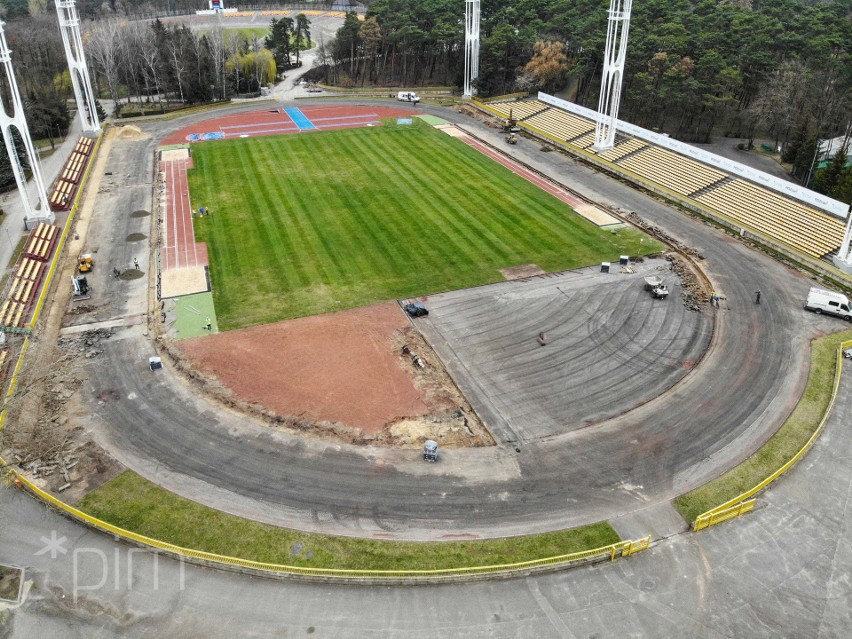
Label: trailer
xmin=643 ymin=275 xmax=663 ymax=291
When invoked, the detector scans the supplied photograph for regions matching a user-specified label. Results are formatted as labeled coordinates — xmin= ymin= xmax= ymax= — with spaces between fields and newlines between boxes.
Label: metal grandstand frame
xmin=55 ymin=0 xmax=100 ymax=134
xmin=593 ymin=0 xmax=633 ymax=151
xmin=0 ymin=20 xmax=52 ymax=227
xmin=463 ymin=0 xmax=480 ymax=98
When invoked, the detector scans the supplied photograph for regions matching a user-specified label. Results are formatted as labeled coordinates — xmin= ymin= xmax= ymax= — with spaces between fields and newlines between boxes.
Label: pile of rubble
xmin=58 ymin=327 xmax=112 ymax=360
xmin=12 ymin=441 xmax=84 ymax=492
xmin=621 ymin=210 xmax=705 ymax=259
xmin=619 ymin=210 xmax=708 ymax=310
xmin=665 ymin=254 xmax=707 ymax=311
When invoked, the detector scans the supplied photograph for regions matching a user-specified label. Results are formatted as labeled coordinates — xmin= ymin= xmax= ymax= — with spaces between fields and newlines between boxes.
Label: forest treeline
xmin=0 ymin=1 xmax=849 ymax=200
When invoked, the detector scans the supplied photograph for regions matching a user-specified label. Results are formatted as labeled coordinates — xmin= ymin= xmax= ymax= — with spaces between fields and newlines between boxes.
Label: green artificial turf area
xmin=77 ymin=471 xmax=621 ymax=572
xmin=188 ymin=119 xmax=663 ymax=330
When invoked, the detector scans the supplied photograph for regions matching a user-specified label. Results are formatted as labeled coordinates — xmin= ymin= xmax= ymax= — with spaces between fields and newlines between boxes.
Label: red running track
xmin=458 ymin=133 xmax=589 ymax=211
xmin=160 ymin=157 xmax=208 ymax=271
xmin=160 ymin=105 xmax=418 ymax=146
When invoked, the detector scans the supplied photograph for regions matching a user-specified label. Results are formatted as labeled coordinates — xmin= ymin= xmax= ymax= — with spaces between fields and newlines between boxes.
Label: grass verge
xmin=674 ymin=328 xmax=852 ymax=524
xmin=189 ymin=118 xmax=664 ymax=329
xmin=78 ymin=471 xmax=620 ymax=571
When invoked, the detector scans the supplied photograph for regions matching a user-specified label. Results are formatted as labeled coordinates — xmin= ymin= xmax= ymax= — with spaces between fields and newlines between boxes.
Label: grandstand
xmin=523 ymin=107 xmax=594 ymax=143
xmin=482 ymin=98 xmax=847 ymax=261
xmin=618 ymin=146 xmax=727 ymax=197
xmin=696 ymin=180 xmax=846 ymax=258
xmin=1 ymin=223 xmax=57 ymax=331
xmin=49 ymin=136 xmax=95 ymax=211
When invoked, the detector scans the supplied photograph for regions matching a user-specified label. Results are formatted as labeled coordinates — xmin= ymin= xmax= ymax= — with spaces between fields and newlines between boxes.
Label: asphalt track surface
xmin=71 ymin=101 xmax=833 ymax=542
xmin=415 ymin=260 xmax=713 ymax=444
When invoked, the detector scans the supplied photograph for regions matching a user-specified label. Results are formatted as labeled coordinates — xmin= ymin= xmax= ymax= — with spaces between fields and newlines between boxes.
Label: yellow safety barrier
xmin=694 ymin=339 xmax=852 ymax=531
xmin=5 ymin=470 xmax=650 ymax=580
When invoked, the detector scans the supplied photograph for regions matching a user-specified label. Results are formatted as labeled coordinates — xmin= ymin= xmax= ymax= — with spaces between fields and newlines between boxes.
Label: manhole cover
xmin=130 ymin=210 xmax=150 ymax=218
xmin=119 ymin=269 xmax=145 ymax=280
xmin=126 ymin=233 xmax=147 ymax=242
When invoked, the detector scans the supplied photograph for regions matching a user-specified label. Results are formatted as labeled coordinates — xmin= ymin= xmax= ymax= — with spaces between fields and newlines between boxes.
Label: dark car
xmin=404 ymin=302 xmax=428 ymax=317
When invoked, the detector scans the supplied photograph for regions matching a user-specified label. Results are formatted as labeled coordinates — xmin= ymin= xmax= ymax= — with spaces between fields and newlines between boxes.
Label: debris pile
xmin=58 ymin=327 xmax=112 ymax=360
xmin=621 ymin=210 xmax=705 ymax=259
xmin=665 ymin=254 xmax=707 ymax=311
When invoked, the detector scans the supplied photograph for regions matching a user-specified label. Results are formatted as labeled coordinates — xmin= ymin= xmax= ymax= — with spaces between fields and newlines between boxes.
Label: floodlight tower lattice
xmin=593 ymin=0 xmax=633 ymax=151
xmin=463 ymin=0 xmax=480 ymax=98
xmin=0 ymin=20 xmax=52 ymax=226
xmin=55 ymin=0 xmax=100 ymax=133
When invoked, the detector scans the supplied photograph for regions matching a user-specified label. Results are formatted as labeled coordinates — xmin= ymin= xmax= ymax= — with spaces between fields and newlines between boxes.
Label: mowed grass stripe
xmin=378 ymin=128 xmax=514 ymax=260
xmin=405 ymin=134 xmax=573 ymax=263
xmin=326 ymin=141 xmax=407 ymax=280
xmin=429 ymin=140 xmax=591 ymax=260
xmin=282 ymin=136 xmax=377 ymax=283
xmin=343 ymin=132 xmax=478 ymax=273
xmin=191 ymin=121 xmax=663 ymax=328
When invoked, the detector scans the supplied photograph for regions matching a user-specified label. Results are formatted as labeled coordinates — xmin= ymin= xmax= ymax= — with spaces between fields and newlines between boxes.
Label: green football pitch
xmin=189 ymin=120 xmax=662 ymax=330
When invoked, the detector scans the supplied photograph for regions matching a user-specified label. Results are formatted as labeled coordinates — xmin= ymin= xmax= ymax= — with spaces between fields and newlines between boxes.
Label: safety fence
xmin=693 ymin=339 xmax=852 ymax=531
xmin=8 ymin=469 xmax=653 ymax=582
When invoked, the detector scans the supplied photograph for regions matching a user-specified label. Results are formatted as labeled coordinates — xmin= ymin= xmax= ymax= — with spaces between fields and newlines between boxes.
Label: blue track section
xmin=284 ymin=107 xmax=316 ymax=130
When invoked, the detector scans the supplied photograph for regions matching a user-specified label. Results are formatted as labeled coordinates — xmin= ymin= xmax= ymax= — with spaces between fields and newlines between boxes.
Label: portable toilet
xmin=423 ymin=440 xmax=438 ymax=462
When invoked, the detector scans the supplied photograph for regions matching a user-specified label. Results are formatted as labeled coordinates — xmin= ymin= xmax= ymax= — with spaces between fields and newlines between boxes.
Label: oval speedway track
xmin=78 ymin=102 xmax=823 ymax=540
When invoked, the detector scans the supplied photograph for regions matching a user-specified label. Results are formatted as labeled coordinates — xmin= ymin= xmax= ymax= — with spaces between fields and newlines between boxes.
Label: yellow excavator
xmin=78 ymin=253 xmax=93 ymax=273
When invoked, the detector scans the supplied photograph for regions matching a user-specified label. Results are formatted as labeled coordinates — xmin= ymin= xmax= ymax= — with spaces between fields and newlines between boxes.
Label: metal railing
xmin=8 ymin=472 xmax=655 ymax=581
xmin=693 ymin=339 xmax=851 ymax=530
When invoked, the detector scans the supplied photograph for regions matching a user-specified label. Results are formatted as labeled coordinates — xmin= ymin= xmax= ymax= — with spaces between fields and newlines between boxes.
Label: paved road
xmin=3 ymin=365 xmax=851 ymax=637
xmin=58 ymin=99 xmax=841 ymax=542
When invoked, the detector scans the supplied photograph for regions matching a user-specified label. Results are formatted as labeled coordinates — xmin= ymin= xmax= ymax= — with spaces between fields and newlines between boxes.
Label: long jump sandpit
xmin=174 ymin=301 xmax=489 ymax=446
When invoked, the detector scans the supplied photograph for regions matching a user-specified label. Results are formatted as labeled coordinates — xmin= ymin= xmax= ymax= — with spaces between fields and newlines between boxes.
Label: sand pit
xmin=175 ymin=302 xmax=485 ymax=441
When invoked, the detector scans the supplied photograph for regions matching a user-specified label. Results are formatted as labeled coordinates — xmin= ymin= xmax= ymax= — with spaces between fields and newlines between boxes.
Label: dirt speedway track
xmin=76 ymin=102 xmax=825 ymax=540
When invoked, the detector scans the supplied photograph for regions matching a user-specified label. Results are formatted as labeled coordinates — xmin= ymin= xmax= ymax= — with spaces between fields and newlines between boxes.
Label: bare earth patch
xmin=500 ymin=264 xmax=546 ymax=280
xmin=174 ymin=302 xmax=491 ymax=447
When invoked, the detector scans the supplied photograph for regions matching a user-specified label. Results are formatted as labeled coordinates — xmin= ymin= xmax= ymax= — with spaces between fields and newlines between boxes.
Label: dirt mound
xmin=116 ymin=125 xmax=148 ymax=140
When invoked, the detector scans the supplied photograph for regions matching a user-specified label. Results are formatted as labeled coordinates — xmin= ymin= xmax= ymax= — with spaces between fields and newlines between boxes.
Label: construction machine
xmin=78 ymin=253 xmax=93 ymax=273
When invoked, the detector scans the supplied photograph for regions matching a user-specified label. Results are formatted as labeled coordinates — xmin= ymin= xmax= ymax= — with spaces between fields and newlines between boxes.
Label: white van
xmin=397 ymin=91 xmax=420 ymax=104
xmin=804 ymin=287 xmax=852 ymax=321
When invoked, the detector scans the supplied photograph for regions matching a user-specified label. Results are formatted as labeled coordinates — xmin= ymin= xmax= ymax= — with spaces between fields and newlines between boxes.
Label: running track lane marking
xmin=162 ymin=158 xmax=205 ymax=270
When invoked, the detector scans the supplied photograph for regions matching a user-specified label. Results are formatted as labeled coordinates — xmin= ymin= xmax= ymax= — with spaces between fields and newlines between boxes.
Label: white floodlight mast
xmin=835 ymin=205 xmax=852 ymax=268
xmin=56 ymin=0 xmax=100 ymax=133
xmin=463 ymin=0 xmax=480 ymax=98
xmin=593 ymin=0 xmax=633 ymax=151
xmin=0 ymin=20 xmax=52 ymax=226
